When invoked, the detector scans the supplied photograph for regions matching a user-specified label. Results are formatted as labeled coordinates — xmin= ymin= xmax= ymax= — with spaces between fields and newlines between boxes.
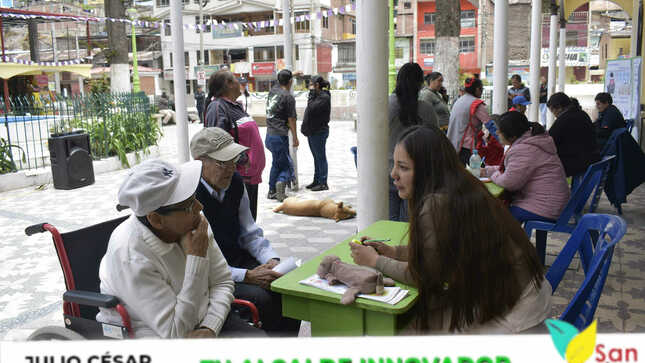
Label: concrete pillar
xmin=528 ymin=0 xmax=542 ymax=123
xmin=170 ymin=0 xmax=190 ymax=163
xmin=492 ymin=0 xmax=508 ymax=114
xmin=558 ymin=22 xmax=566 ymax=92
xmin=357 ymin=0 xmax=389 ymax=229
xmin=547 ymin=6 xmax=558 ymax=128
xmin=28 ymin=21 xmax=40 ymax=62
xmin=51 ymin=23 xmax=61 ymax=94
xmin=282 ymin=0 xmax=294 ymax=70
xmin=631 ymin=0 xmax=642 ymax=57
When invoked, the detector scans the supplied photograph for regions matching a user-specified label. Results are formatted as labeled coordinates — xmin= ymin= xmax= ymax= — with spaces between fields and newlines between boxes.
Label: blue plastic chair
xmin=546 ymin=214 xmax=627 ymax=330
xmin=524 ymin=155 xmax=616 ymax=264
xmin=350 ymin=146 xmax=357 ymax=169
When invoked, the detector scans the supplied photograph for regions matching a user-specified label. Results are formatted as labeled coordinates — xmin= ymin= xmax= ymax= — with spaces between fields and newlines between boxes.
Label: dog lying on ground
xmin=317 ymin=255 xmax=395 ymax=304
xmin=272 ymin=197 xmax=356 ymax=222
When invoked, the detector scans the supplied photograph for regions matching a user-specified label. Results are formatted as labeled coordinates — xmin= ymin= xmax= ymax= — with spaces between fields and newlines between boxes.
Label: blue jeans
xmin=307 ymin=129 xmax=329 ymax=184
xmin=510 ymin=206 xmax=556 ymax=224
xmin=265 ymin=134 xmax=294 ymax=191
xmin=389 ymin=178 xmax=409 ymax=222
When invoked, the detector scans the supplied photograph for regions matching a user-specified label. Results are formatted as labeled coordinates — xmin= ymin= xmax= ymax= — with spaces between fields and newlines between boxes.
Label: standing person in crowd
xmin=158 ymin=91 xmax=176 ymax=125
xmin=483 ymin=112 xmax=570 ymax=224
xmin=419 ymin=72 xmax=450 ymax=131
xmin=302 ymin=76 xmax=331 ymax=191
xmin=547 ymin=92 xmax=599 ymax=178
xmin=510 ymin=95 xmax=530 ymax=115
xmin=594 ymin=92 xmax=626 ymax=151
xmin=237 ymin=77 xmax=251 ymax=113
xmin=507 ymin=74 xmax=530 ymax=109
xmin=388 ymin=62 xmax=439 ymax=222
xmin=447 ymin=77 xmax=490 ymax=165
xmin=350 ymin=126 xmax=551 ymax=334
xmin=539 ymin=76 xmax=548 ymax=126
xmin=195 ymin=85 xmax=206 ymax=124
xmin=265 ymin=70 xmax=299 ymax=202
xmin=203 ymin=70 xmax=266 ymax=220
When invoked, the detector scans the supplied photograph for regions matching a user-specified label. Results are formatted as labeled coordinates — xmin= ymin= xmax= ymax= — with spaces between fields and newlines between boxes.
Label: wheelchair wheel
xmin=28 ymin=326 xmax=86 ymax=341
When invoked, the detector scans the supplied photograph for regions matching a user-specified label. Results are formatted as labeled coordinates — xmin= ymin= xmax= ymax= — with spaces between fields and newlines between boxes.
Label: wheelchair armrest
xmin=63 ymin=290 xmax=120 ymax=308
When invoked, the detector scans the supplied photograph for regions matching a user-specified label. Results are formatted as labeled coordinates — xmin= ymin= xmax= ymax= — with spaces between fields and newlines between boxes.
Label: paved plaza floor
xmin=0 ymin=121 xmax=643 ymax=340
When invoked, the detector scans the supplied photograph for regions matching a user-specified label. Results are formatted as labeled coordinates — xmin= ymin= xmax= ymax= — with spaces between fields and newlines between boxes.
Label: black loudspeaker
xmin=48 ymin=131 xmax=95 ymax=190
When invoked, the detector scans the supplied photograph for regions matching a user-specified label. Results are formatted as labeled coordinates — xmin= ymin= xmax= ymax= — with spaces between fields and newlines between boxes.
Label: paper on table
xmin=272 ymin=257 xmax=300 ymax=274
xmin=479 ymin=177 xmax=491 ymax=182
xmin=299 ymin=274 xmax=408 ymax=305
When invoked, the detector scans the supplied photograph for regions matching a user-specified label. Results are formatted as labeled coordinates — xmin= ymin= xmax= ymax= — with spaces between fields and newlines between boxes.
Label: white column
xmin=171 ymin=1 xmax=190 ymax=163
xmin=492 ymin=0 xmax=508 ymax=114
xmin=528 ymin=0 xmax=542 ymax=123
xmin=357 ymin=0 xmax=389 ymax=229
xmin=547 ymin=9 xmax=558 ymax=128
xmin=282 ymin=0 xmax=294 ymax=70
xmin=50 ymin=23 xmax=61 ymax=94
xmin=75 ymin=29 xmax=83 ymax=95
xmin=558 ymin=22 xmax=566 ymax=92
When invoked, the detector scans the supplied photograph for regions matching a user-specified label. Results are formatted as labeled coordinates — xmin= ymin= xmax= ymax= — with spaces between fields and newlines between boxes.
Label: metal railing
xmin=0 ymin=92 xmax=158 ymax=172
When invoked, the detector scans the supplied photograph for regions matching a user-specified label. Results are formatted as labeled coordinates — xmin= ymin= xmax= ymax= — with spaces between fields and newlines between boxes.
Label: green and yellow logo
xmin=546 ymin=319 xmax=597 ymax=363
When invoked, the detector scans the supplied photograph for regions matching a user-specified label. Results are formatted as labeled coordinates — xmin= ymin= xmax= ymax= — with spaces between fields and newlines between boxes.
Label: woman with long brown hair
xmin=350 ymin=125 xmax=551 ymax=333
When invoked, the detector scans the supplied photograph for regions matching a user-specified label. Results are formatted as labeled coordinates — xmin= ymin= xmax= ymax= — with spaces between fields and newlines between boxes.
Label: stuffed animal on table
xmin=317 ymin=255 xmax=395 ymax=305
xmin=273 ymin=197 xmax=356 ymax=222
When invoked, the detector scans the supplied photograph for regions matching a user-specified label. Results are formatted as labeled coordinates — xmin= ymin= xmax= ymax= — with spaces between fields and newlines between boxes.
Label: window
xmin=164 ymin=19 xmax=171 ymax=36
xmin=295 ymin=45 xmax=299 ymax=60
xmin=566 ymin=30 xmax=579 ymax=47
xmin=186 ymin=80 xmax=191 ymax=95
xmin=322 ymin=13 xmax=329 ymax=28
xmin=460 ymin=10 xmax=476 ymax=28
xmin=156 ymin=0 xmax=169 ymax=7
xmin=338 ymin=43 xmax=356 ymax=64
xmin=420 ymin=39 xmax=435 ymax=55
xmin=404 ymin=2 xmax=411 ymax=9
xmin=350 ymin=18 xmax=356 ymax=34
xmin=459 ymin=37 xmax=475 ymax=53
xmin=196 ymin=50 xmax=210 ymax=65
xmin=395 ymin=47 xmax=404 ymax=58
xmin=169 ymin=52 xmax=173 ymax=68
xmin=195 ymin=15 xmax=211 ymax=33
xmin=184 ymin=51 xmax=190 ymax=66
xmin=424 ymin=12 xmax=435 ymax=25
xmin=254 ymin=46 xmax=275 ymax=61
xmin=393 ymin=0 xmax=398 ymax=6
xmin=276 ymin=45 xmax=284 ymax=59
xmin=294 ymin=11 xmax=310 ymax=32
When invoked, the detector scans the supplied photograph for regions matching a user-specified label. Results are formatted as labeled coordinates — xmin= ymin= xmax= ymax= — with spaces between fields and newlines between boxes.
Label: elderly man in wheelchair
xmin=26 ymin=159 xmax=265 ymax=340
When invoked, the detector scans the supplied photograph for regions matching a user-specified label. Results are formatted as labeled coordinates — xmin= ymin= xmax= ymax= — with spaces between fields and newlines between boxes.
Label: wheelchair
xmin=24 ymin=215 xmax=260 ymax=340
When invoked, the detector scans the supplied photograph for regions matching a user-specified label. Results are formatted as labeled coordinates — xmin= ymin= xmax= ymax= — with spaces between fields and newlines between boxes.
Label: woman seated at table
xmin=350 ymin=125 xmax=551 ymax=334
xmin=483 ymin=111 xmax=570 ymax=224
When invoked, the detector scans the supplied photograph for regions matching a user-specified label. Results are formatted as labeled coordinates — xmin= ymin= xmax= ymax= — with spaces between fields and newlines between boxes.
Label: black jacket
xmin=595 ymin=104 xmax=626 ymax=150
xmin=301 ymin=90 xmax=331 ymax=137
xmin=603 ymin=128 xmax=645 ymax=209
xmin=549 ymin=106 xmax=600 ymax=177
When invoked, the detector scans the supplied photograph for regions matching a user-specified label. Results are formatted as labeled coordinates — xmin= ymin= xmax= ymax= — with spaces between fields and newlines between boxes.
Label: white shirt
xmin=201 ymin=179 xmax=279 ymax=282
xmin=96 ymin=215 xmax=234 ymax=338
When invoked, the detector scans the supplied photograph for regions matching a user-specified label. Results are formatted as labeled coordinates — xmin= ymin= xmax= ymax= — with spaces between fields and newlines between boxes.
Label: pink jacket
xmin=484 ymin=131 xmax=570 ymax=220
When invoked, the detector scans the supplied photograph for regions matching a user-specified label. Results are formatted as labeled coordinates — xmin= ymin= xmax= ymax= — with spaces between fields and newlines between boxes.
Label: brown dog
xmin=272 ymin=197 xmax=356 ymax=222
xmin=317 ymin=255 xmax=395 ymax=304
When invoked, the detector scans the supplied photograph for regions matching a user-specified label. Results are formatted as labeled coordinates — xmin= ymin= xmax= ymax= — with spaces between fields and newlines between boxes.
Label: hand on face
xmin=183 ymin=215 xmax=209 ymax=258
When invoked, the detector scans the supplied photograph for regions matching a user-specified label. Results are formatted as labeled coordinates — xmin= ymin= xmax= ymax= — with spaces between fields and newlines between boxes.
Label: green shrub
xmin=0 ymin=137 xmax=25 ymax=174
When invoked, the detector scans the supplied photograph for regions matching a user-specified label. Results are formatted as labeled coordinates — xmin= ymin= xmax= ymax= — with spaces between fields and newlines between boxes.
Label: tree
xmin=105 ymin=0 xmax=130 ymax=92
xmin=434 ymin=0 xmax=461 ymax=98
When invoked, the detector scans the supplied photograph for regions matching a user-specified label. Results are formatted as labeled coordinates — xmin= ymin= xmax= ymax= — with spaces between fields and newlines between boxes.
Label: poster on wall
xmin=630 ymin=57 xmax=642 ymax=142
xmin=604 ymin=59 xmax=633 ymax=120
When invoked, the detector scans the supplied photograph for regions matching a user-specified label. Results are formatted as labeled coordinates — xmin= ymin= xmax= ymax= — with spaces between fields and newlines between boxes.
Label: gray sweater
xmin=419 ymin=87 xmax=450 ymax=128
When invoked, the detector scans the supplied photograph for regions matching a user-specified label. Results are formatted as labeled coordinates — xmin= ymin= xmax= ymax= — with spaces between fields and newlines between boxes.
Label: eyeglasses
xmin=157 ymin=195 xmax=197 ymax=215
xmin=213 ymin=154 xmax=246 ymax=168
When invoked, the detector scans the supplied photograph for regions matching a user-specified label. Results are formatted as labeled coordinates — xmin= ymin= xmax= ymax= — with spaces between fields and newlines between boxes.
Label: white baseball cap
xmin=117 ymin=159 xmax=202 ymax=216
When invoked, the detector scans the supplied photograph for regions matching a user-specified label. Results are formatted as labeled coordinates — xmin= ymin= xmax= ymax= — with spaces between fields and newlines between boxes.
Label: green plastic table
xmin=271 ymin=220 xmax=418 ymax=336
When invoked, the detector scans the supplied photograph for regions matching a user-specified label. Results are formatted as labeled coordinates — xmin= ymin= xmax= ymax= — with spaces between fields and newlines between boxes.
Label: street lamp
xmin=127 ymin=6 xmax=141 ymax=93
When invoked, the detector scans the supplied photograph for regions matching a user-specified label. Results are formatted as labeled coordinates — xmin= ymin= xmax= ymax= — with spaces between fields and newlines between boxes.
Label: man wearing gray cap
xmin=191 ymin=127 xmax=301 ymax=336
xmin=96 ymin=159 xmax=265 ymax=338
